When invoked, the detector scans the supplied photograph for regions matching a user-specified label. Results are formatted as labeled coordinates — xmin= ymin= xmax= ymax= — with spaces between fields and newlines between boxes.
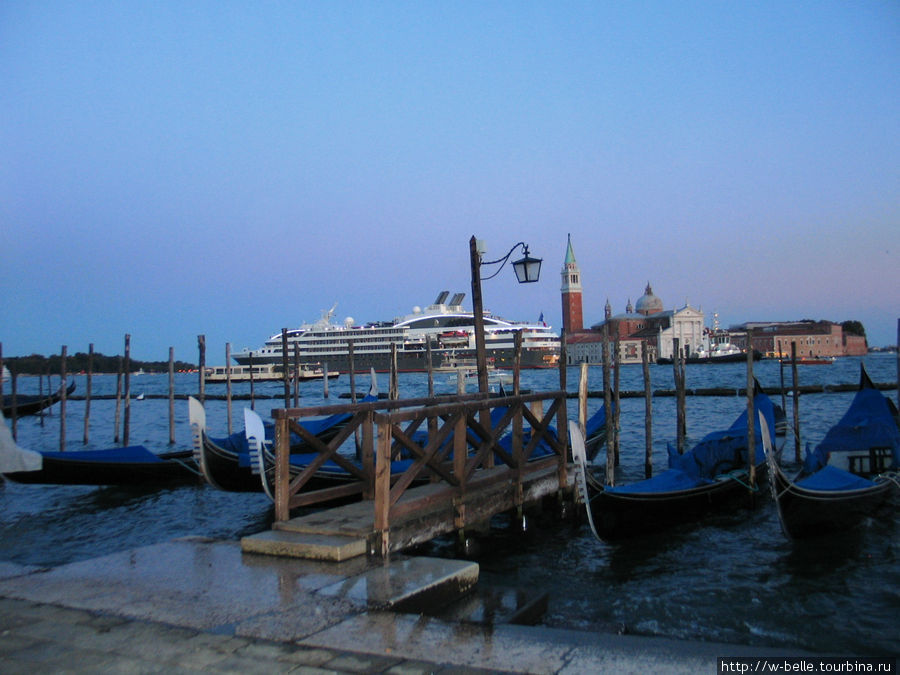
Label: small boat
xmin=203 ymin=363 xmax=338 ymax=383
xmin=765 ymin=454 xmax=897 ymax=540
xmin=2 ymin=445 xmax=200 ymax=486
xmin=572 ymin=384 xmax=776 ymax=540
xmin=779 ymin=356 xmax=835 ymax=365
xmin=764 ymin=364 xmax=900 ymax=539
xmin=801 ymin=365 xmax=899 ymax=477
xmin=2 ymin=381 xmax=76 ymax=417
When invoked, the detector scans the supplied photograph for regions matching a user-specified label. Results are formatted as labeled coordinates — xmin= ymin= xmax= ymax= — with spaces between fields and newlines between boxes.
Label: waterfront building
xmin=729 ymin=321 xmax=867 ymax=358
xmin=560 ymin=237 xmax=703 ymax=364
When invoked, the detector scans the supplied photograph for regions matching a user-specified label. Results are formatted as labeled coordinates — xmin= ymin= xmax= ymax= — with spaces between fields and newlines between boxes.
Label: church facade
xmin=561 ymin=236 xmax=706 ymax=364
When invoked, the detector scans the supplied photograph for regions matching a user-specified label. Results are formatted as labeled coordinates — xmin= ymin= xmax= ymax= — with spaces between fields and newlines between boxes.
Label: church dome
xmin=635 ymin=283 xmax=663 ymax=315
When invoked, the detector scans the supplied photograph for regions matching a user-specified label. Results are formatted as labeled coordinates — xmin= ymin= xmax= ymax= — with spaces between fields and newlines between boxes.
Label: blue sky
xmin=2 ymin=1 xmax=898 ymax=361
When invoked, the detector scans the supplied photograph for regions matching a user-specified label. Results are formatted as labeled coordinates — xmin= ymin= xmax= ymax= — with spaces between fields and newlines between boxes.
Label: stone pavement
xmin=0 ymin=537 xmax=806 ymax=674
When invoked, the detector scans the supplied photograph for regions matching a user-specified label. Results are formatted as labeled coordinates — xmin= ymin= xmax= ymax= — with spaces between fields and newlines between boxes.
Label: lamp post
xmin=468 ymin=235 xmax=542 ymax=395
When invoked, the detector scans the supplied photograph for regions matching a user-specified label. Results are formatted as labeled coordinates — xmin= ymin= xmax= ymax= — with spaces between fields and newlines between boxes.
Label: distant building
xmin=560 ymin=234 xmax=583 ymax=335
xmin=560 ymin=238 xmax=704 ymax=364
xmin=729 ymin=321 xmax=868 ymax=358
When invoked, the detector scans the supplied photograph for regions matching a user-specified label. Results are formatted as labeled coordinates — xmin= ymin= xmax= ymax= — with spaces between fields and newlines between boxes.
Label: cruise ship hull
xmin=231 ymin=292 xmax=561 ymax=374
xmin=232 ymin=346 xmax=558 ymax=373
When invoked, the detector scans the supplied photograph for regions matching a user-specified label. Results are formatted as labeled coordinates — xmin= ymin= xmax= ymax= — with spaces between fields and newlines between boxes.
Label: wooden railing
xmin=270 ymin=390 xmax=569 ymax=541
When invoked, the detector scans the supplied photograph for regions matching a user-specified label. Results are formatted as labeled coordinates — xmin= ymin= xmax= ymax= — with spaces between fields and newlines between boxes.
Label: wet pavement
xmin=0 ymin=537 xmax=808 ymax=673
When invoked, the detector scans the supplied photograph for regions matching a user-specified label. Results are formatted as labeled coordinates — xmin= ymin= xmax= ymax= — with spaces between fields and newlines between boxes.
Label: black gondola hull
xmin=770 ymin=466 xmax=893 ymax=539
xmin=586 ymin=464 xmax=767 ymax=540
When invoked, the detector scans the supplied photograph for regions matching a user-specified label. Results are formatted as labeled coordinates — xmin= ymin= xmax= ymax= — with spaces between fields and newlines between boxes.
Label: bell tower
xmin=560 ymin=234 xmax=583 ymax=334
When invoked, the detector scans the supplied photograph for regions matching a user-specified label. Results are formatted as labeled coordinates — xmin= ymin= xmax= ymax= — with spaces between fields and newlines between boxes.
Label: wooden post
xmin=123 ymin=335 xmax=130 ymax=446
xmin=248 ymin=352 xmax=255 ymax=410
xmin=613 ymin=334 xmax=621 ymax=466
xmin=225 ymin=343 xmax=233 ymax=435
xmin=168 ymin=347 xmax=176 ymax=444
xmin=323 ymin=362 xmax=329 ymax=399
xmin=514 ymin=331 xmax=524 ymax=473
xmin=114 ymin=357 xmax=122 ymax=443
xmin=197 ymin=334 xmax=206 ymax=404
xmin=10 ymin=371 xmax=17 ymax=440
xmin=791 ymin=341 xmax=800 ymax=462
xmin=362 ymin=408 xmax=375 ymax=498
xmin=389 ymin=343 xmax=398 ymax=400
xmin=425 ymin=341 xmax=434 ymax=398
xmin=281 ymin=328 xmax=290 ymax=409
xmin=642 ymin=341 xmax=653 ymax=478
xmin=293 ymin=344 xmax=300 ymax=408
xmin=274 ymin=415 xmax=291 ymax=522
xmin=746 ymin=329 xmax=756 ymax=489
xmin=374 ymin=416 xmax=392 ymax=556
xmin=348 ymin=341 xmax=357 ymax=403
xmin=83 ymin=343 xmax=93 ymax=444
xmin=779 ymin=356 xmax=787 ymax=425
xmin=673 ymin=338 xmax=685 ymax=455
xmin=59 ymin=345 xmax=67 ymax=452
xmin=469 ymin=235 xmax=489 ymax=396
xmin=514 ymin=329 xmax=523 ymax=396
xmin=602 ymin=324 xmax=613 ymax=485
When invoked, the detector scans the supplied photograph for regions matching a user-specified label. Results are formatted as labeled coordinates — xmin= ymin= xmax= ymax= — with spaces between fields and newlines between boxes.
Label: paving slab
xmin=0 ymin=537 xmax=820 ymax=674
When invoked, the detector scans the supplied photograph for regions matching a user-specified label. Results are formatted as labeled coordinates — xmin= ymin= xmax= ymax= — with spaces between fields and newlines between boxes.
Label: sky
xmin=2 ymin=1 xmax=898 ymax=362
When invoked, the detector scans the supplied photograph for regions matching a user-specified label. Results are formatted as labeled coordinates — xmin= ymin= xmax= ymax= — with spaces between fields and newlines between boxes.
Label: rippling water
xmin=2 ymin=354 xmax=898 ymax=655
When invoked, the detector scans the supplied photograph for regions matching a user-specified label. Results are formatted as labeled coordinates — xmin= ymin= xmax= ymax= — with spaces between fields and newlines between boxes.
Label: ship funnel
xmin=449 ymin=293 xmax=465 ymax=308
xmin=433 ymin=290 xmax=450 ymax=305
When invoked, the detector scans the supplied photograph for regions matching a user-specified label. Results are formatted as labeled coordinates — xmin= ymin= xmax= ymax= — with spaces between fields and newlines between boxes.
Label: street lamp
xmin=469 ymin=236 xmax=543 ymax=395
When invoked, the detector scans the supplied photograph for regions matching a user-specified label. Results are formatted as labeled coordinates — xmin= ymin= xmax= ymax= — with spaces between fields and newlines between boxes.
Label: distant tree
xmin=841 ymin=320 xmax=866 ymax=337
xmin=3 ymin=352 xmax=195 ymax=375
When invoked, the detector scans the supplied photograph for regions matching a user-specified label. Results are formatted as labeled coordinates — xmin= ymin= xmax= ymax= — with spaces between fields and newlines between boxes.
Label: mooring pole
xmin=123 ymin=335 xmax=130 ymax=446
xmin=613 ymin=334 xmax=621 ymax=466
xmin=746 ymin=329 xmax=756 ymax=489
xmin=281 ymin=328 xmax=290 ymax=409
xmin=602 ymin=324 xmax=613 ymax=485
xmin=169 ymin=347 xmax=176 ymax=444
xmin=642 ymin=340 xmax=653 ymax=478
xmin=59 ymin=345 xmax=67 ymax=452
xmin=83 ymin=343 xmax=93 ymax=445
xmin=197 ymin=334 xmax=205 ymax=404
xmin=225 ymin=343 xmax=233 ymax=435
xmin=791 ymin=341 xmax=800 ymax=462
xmin=114 ymin=357 xmax=122 ymax=443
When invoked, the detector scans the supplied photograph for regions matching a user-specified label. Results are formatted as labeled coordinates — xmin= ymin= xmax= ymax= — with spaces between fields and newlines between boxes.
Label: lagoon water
xmin=2 ymin=354 xmax=898 ymax=655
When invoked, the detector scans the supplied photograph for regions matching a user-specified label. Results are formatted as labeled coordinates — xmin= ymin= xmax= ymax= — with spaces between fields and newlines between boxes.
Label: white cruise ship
xmin=232 ymin=292 xmax=560 ymax=373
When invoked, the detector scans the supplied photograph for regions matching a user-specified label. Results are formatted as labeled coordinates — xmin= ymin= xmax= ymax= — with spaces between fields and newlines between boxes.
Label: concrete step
xmin=317 ymin=556 xmax=480 ymax=612
xmin=429 ymin=586 xmax=549 ymax=626
xmin=240 ymin=529 xmax=367 ymax=562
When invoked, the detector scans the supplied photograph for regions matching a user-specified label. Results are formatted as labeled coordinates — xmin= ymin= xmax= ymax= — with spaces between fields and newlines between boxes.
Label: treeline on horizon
xmin=2 ymin=352 xmax=196 ymax=376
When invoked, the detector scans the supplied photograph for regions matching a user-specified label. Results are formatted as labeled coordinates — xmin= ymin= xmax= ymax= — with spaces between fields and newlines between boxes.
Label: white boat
xmin=232 ymin=291 xmax=560 ymax=374
xmin=203 ymin=363 xmax=336 ymax=383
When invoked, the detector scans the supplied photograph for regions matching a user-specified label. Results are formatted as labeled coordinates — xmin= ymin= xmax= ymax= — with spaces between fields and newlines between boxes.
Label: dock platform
xmin=0 ymin=537 xmax=807 ymax=673
xmin=242 ymin=462 xmax=571 ymax=560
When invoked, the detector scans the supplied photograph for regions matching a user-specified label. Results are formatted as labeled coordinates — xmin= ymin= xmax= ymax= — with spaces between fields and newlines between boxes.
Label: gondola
xmin=2 ymin=381 xmax=76 ymax=417
xmin=246 ymin=407 xmax=417 ymax=502
xmin=800 ymin=364 xmax=899 ymax=477
xmin=765 ymin=455 xmax=897 ymax=540
xmin=2 ymin=445 xmax=200 ymax=486
xmin=188 ymin=396 xmax=362 ymax=493
xmin=764 ymin=364 xmax=900 ymax=539
xmin=572 ymin=383 xmax=776 ymax=540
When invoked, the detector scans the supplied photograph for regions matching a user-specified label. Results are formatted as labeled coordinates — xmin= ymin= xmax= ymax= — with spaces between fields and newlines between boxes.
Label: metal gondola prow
xmin=569 ymin=420 xmax=603 ymax=542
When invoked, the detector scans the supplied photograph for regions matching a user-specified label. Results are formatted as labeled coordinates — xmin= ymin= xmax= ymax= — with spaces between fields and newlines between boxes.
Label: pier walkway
xmin=0 ymin=537 xmax=805 ymax=674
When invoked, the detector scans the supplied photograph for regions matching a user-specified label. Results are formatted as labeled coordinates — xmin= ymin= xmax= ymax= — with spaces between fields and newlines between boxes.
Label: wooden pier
xmin=242 ymin=389 xmax=572 ymax=559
